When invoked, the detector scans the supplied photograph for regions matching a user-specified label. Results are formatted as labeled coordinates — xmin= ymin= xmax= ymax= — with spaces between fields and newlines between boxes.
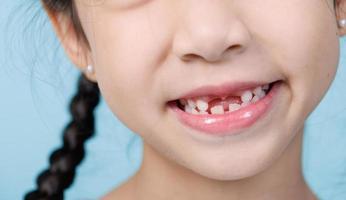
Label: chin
xmin=178 ymin=139 xmax=287 ymax=182
xmin=190 ymin=159 xmax=271 ymax=181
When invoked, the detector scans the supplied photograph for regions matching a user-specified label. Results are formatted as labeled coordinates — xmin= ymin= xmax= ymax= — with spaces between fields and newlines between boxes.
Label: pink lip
xmin=168 ymin=81 xmax=282 ymax=136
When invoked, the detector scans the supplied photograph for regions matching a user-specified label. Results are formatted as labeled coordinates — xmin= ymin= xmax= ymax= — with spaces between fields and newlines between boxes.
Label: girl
xmin=24 ymin=0 xmax=346 ymax=199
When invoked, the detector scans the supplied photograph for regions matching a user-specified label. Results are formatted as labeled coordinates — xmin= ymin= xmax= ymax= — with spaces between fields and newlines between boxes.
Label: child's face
xmin=67 ymin=0 xmax=340 ymax=180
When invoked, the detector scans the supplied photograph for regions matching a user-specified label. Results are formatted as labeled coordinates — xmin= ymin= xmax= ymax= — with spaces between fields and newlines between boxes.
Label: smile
xmin=168 ymin=80 xmax=282 ymax=136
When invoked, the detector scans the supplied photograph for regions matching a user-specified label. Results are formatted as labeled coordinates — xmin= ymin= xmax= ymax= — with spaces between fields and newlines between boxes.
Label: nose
xmin=172 ymin=1 xmax=251 ymax=63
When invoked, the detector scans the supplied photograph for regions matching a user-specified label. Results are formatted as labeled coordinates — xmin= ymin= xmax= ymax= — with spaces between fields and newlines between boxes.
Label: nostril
xmin=224 ymin=44 xmax=245 ymax=56
xmin=182 ymin=45 xmax=243 ymax=63
xmin=182 ymin=53 xmax=202 ymax=62
xmin=227 ymin=44 xmax=242 ymax=51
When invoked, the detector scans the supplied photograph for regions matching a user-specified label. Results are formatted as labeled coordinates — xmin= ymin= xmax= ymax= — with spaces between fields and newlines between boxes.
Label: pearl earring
xmin=338 ymin=19 xmax=346 ymax=28
xmin=85 ymin=65 xmax=94 ymax=74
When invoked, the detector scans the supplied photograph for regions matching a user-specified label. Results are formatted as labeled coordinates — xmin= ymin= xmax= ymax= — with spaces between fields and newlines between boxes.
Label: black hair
xmin=24 ymin=74 xmax=100 ymax=200
xmin=22 ymin=0 xmax=98 ymax=199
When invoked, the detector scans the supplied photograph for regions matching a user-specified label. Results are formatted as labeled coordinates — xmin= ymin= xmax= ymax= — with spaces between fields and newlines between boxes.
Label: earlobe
xmin=84 ymin=64 xmax=98 ymax=83
xmin=335 ymin=0 xmax=346 ymax=36
xmin=338 ymin=18 xmax=346 ymax=27
xmin=337 ymin=19 xmax=346 ymax=36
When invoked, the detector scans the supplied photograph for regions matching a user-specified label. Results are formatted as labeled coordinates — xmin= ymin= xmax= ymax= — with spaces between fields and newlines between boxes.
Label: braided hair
xmin=23 ymin=1 xmax=99 ymax=199
xmin=24 ymin=0 xmax=97 ymax=198
xmin=24 ymin=74 xmax=100 ymax=200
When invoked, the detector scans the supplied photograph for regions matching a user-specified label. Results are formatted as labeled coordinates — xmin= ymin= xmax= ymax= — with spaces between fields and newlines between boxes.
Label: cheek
xmin=82 ymin=5 xmax=181 ymax=141
xmin=94 ymin=63 xmax=162 ymax=139
xmin=84 ymin=10 xmax=171 ymax=133
xmin=249 ymin=0 xmax=340 ymax=114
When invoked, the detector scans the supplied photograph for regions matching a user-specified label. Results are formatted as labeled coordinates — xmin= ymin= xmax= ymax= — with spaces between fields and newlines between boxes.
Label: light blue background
xmin=1 ymin=1 xmax=346 ymax=199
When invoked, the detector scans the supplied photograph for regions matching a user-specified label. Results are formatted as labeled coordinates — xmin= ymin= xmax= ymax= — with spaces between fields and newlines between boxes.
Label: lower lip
xmin=168 ymin=81 xmax=282 ymax=136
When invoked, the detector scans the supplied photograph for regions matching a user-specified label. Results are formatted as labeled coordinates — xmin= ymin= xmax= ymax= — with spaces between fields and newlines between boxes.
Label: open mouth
xmin=172 ymin=81 xmax=276 ymax=115
xmin=167 ymin=80 xmax=282 ymax=136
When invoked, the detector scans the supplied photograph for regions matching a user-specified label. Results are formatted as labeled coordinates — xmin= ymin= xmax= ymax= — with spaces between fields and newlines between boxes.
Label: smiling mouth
xmin=171 ymin=81 xmax=276 ymax=115
xmin=167 ymin=80 xmax=282 ymax=136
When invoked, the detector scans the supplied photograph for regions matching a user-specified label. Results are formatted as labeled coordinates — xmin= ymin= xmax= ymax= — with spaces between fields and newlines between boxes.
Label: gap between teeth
xmin=181 ymin=84 xmax=269 ymax=115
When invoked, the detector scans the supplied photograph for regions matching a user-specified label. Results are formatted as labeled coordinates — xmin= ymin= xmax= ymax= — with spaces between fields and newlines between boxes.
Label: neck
xmin=131 ymin=126 xmax=315 ymax=200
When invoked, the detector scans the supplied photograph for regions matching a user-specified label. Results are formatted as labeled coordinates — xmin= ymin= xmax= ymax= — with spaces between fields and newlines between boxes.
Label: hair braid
xmin=24 ymin=74 xmax=100 ymax=200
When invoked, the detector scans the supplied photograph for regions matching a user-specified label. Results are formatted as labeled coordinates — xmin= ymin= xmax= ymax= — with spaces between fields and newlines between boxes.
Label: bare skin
xmin=102 ymin=126 xmax=316 ymax=200
xmin=43 ymin=0 xmax=346 ymax=199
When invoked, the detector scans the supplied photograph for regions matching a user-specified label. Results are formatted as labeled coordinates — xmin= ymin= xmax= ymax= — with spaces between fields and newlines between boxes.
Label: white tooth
xmin=210 ymin=105 xmax=224 ymax=114
xmin=196 ymin=99 xmax=209 ymax=111
xmin=241 ymin=102 xmax=250 ymax=107
xmin=199 ymin=111 xmax=209 ymax=115
xmin=187 ymin=99 xmax=196 ymax=108
xmin=251 ymin=95 xmax=260 ymax=103
xmin=228 ymin=103 xmax=241 ymax=112
xmin=253 ymin=86 xmax=264 ymax=97
xmin=241 ymin=90 xmax=253 ymax=103
xmin=179 ymin=99 xmax=187 ymax=106
xmin=263 ymin=84 xmax=269 ymax=90
xmin=184 ymin=105 xmax=193 ymax=113
xmin=257 ymin=90 xmax=266 ymax=98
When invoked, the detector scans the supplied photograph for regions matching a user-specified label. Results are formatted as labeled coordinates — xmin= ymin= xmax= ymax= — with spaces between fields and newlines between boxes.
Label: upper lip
xmin=175 ymin=80 xmax=277 ymax=100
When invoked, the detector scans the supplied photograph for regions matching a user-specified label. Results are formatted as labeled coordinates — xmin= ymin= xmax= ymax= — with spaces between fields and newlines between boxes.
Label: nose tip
xmin=181 ymin=42 xmax=243 ymax=63
xmin=173 ymin=25 xmax=249 ymax=63
xmin=172 ymin=3 xmax=250 ymax=63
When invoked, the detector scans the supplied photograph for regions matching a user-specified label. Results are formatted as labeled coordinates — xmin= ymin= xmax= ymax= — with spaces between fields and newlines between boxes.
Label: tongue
xmin=206 ymin=96 xmax=242 ymax=112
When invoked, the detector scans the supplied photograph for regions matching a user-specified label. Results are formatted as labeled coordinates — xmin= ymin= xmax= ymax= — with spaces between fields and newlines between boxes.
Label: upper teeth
xmin=187 ymin=99 xmax=196 ymax=108
xmin=210 ymin=105 xmax=224 ymax=114
xmin=229 ymin=103 xmax=241 ymax=112
xmin=196 ymin=99 xmax=208 ymax=111
xmin=181 ymin=84 xmax=269 ymax=115
xmin=253 ymin=86 xmax=266 ymax=98
xmin=240 ymin=90 xmax=253 ymax=103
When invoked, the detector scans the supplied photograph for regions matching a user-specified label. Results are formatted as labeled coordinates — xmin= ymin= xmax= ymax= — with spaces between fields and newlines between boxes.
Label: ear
xmin=336 ymin=0 xmax=346 ymax=36
xmin=43 ymin=6 xmax=97 ymax=82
